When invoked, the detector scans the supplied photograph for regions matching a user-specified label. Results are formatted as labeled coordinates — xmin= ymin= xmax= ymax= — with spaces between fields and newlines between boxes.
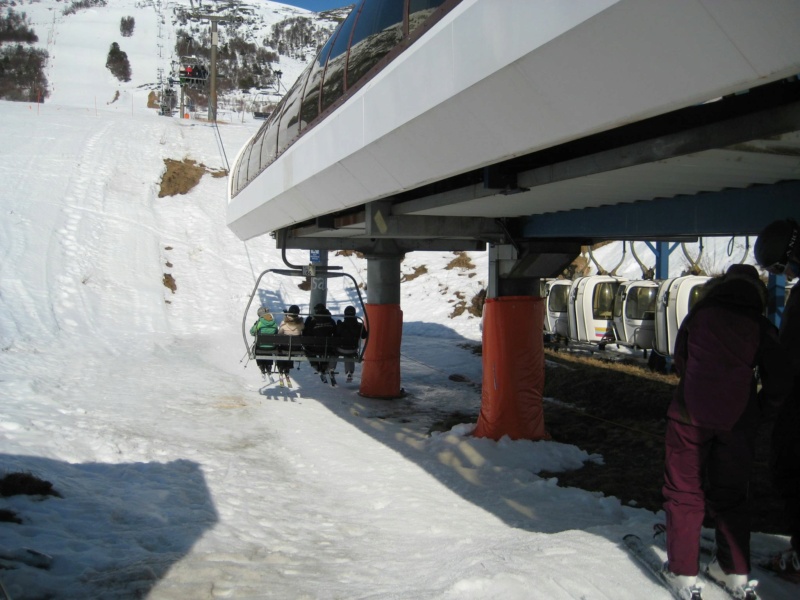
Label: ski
xmin=653 ymin=525 xmax=760 ymax=598
xmin=703 ymin=567 xmax=759 ymax=600
xmin=623 ymin=534 xmax=704 ymax=599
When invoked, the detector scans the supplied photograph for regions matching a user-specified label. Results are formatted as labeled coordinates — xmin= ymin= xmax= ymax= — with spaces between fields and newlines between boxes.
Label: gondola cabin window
xmin=626 ymin=286 xmax=657 ymax=320
xmin=592 ymin=282 xmax=618 ymax=320
xmin=548 ymin=283 xmax=569 ymax=314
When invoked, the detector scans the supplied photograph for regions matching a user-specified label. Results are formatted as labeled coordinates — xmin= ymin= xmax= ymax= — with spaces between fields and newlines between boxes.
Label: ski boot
xmin=706 ymin=558 xmax=758 ymax=599
xmin=661 ymin=569 xmax=703 ymax=600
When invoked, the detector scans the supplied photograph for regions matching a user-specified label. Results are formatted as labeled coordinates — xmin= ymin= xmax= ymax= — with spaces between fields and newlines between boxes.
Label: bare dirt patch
xmin=163 ymin=273 xmax=176 ymax=293
xmin=448 ymin=289 xmax=486 ymax=318
xmin=401 ymin=265 xmax=428 ymax=282
xmin=158 ymin=158 xmax=227 ymax=197
xmin=1 ymin=472 xmax=61 ymax=523
xmin=445 ymin=251 xmax=475 ymax=271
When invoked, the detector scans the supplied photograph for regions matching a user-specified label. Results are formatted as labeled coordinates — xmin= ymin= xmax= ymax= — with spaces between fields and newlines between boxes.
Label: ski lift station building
xmin=227 ymin=0 xmax=800 ymax=440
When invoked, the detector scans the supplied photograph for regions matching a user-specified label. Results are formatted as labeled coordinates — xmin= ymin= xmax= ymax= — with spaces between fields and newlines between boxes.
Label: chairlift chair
xmin=612 ymin=280 xmax=659 ymax=350
xmin=178 ymin=56 xmax=208 ymax=88
xmin=567 ymin=275 xmax=626 ymax=347
xmin=241 ymin=268 xmax=369 ymax=365
xmin=543 ymin=279 xmax=571 ymax=340
xmin=653 ymin=275 xmax=710 ymax=357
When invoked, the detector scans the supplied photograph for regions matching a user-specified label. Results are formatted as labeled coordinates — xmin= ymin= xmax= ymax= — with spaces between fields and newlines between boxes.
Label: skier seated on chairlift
xmin=275 ymin=305 xmax=303 ymax=387
xmin=250 ymin=307 xmax=277 ymax=380
xmin=336 ymin=305 xmax=367 ymax=383
xmin=304 ymin=303 xmax=337 ymax=384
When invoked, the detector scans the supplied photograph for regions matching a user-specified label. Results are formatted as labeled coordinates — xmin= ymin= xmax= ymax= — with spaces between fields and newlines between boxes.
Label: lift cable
xmin=727 ymin=235 xmax=751 ymax=264
xmin=681 ymin=238 xmax=705 ymax=274
xmin=588 ymin=243 xmax=626 ymax=276
xmin=630 ymin=241 xmax=653 ymax=279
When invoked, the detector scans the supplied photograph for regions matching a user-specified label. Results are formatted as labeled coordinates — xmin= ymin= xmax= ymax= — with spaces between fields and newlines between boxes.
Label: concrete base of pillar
xmin=474 ymin=296 xmax=549 ymax=441
xmin=359 ymin=303 xmax=404 ymax=399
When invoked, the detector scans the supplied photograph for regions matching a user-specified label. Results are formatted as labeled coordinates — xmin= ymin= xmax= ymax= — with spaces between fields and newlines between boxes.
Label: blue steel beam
xmin=521 ymin=180 xmax=800 ymax=239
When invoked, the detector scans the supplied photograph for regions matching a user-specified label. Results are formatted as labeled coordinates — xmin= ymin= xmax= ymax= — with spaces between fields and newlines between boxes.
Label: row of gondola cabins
xmin=543 ymin=274 xmax=792 ymax=359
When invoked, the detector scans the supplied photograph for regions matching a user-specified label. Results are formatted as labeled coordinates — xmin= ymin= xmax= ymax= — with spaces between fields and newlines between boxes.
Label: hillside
xmin=4 ymin=0 xmax=345 ymax=114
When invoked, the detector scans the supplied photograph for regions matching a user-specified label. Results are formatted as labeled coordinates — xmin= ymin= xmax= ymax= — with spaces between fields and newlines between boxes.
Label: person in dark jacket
xmin=304 ymin=304 xmax=337 ymax=383
xmin=662 ymin=264 xmax=791 ymax=597
xmin=250 ymin=307 xmax=278 ymax=379
xmin=336 ymin=306 xmax=367 ymax=383
xmin=756 ymin=218 xmax=800 ymax=569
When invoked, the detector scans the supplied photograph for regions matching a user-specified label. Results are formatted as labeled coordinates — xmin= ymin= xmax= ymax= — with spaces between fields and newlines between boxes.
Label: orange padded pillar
xmin=474 ymin=296 xmax=548 ymax=441
xmin=359 ymin=303 xmax=403 ymax=398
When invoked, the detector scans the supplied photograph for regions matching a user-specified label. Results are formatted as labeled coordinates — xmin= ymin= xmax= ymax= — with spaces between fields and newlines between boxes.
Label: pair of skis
xmin=623 ymin=532 xmax=759 ymax=599
xmin=319 ymin=370 xmax=337 ymax=387
xmin=261 ymin=371 xmax=293 ymax=388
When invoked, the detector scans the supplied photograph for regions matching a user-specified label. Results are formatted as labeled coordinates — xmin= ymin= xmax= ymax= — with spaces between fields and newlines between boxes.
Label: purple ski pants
xmin=663 ymin=418 xmax=756 ymax=576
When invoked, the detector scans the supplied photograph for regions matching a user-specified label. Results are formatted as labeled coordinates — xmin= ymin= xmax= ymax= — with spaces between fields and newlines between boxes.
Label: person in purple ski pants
xmin=663 ymin=264 xmax=790 ymax=593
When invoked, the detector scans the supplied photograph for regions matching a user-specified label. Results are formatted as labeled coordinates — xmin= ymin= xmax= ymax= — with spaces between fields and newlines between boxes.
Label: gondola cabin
xmin=568 ymin=276 xmax=626 ymax=346
xmin=653 ymin=275 xmax=710 ymax=357
xmin=612 ymin=280 xmax=658 ymax=350
xmin=543 ymin=279 xmax=571 ymax=340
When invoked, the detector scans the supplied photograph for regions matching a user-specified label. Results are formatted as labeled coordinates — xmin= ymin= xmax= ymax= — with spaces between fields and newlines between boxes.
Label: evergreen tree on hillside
xmin=120 ymin=16 xmax=135 ymax=38
xmin=0 ymin=43 xmax=48 ymax=101
xmin=106 ymin=42 xmax=131 ymax=82
xmin=0 ymin=9 xmax=38 ymax=44
xmin=0 ymin=8 xmax=48 ymax=102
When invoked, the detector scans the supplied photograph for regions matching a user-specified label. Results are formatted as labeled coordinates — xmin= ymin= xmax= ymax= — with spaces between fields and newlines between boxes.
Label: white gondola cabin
xmin=653 ymin=275 xmax=710 ymax=357
xmin=612 ymin=280 xmax=659 ymax=350
xmin=568 ymin=276 xmax=626 ymax=346
xmin=543 ymin=279 xmax=571 ymax=340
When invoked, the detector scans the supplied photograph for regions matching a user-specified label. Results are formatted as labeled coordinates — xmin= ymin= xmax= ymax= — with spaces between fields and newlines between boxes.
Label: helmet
xmin=257 ymin=307 xmax=267 ymax=317
xmin=288 ymin=305 xmax=300 ymax=316
xmin=755 ymin=219 xmax=799 ymax=274
xmin=344 ymin=306 xmax=356 ymax=316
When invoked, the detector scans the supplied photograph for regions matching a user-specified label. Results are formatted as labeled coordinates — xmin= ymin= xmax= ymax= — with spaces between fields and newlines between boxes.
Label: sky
xmin=0 ymin=1 xmax=794 ymax=599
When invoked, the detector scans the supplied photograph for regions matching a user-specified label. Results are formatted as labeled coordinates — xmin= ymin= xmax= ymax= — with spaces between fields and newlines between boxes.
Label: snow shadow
xmin=309 ymin=322 xmax=630 ymax=536
xmin=0 ymin=454 xmax=217 ymax=598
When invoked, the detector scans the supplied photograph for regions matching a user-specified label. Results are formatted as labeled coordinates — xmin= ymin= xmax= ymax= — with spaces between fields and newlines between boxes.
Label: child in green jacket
xmin=250 ymin=307 xmax=278 ymax=378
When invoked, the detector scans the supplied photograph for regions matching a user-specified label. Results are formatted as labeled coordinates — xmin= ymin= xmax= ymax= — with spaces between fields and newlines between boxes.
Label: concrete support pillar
xmin=360 ymin=254 xmax=403 ymax=398
xmin=308 ymin=250 xmax=328 ymax=310
xmin=475 ymin=244 xmax=548 ymax=440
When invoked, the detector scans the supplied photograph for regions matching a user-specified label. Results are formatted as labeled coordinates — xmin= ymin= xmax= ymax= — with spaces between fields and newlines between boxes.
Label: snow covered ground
xmin=0 ymin=1 xmax=795 ymax=599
